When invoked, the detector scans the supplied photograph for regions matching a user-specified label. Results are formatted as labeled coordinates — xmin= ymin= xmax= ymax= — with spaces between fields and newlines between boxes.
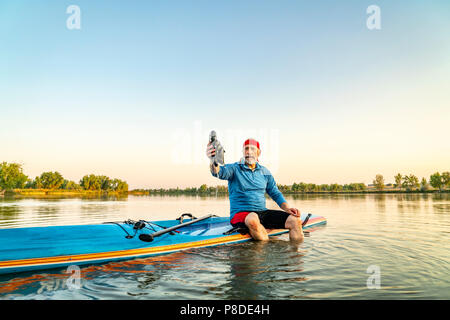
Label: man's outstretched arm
xmin=207 ymin=142 xmax=233 ymax=179
xmin=210 ymin=162 xmax=220 ymax=176
xmin=279 ymin=202 xmax=300 ymax=217
xmin=266 ymin=174 xmax=300 ymax=217
xmin=207 ymin=142 xmax=220 ymax=176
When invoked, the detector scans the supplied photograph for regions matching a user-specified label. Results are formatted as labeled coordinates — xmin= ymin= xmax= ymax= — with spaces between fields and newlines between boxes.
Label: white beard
xmin=242 ymin=157 xmax=257 ymax=165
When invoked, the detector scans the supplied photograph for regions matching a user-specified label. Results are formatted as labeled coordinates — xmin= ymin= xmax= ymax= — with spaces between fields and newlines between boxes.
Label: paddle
xmin=138 ymin=214 xmax=214 ymax=242
xmin=302 ymin=213 xmax=312 ymax=227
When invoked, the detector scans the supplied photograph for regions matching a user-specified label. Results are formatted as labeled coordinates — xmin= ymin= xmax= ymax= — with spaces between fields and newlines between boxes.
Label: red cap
xmin=243 ymin=138 xmax=260 ymax=150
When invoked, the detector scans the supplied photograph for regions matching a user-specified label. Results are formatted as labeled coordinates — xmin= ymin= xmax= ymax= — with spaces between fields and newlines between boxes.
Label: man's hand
xmin=285 ymin=207 xmax=300 ymax=217
xmin=280 ymin=203 xmax=300 ymax=217
xmin=206 ymin=142 xmax=216 ymax=159
xmin=207 ymin=142 xmax=220 ymax=175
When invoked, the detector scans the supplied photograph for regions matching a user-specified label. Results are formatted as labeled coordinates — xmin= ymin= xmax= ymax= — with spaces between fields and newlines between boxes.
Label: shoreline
xmin=1 ymin=189 xmax=448 ymax=198
xmin=0 ymin=189 xmax=128 ymax=198
xmin=129 ymin=188 xmax=449 ymax=196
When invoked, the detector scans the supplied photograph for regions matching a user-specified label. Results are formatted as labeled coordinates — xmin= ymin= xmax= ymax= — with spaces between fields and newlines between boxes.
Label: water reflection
xmin=223 ymin=239 xmax=308 ymax=299
xmin=0 ymin=205 xmax=21 ymax=220
xmin=0 ymin=193 xmax=448 ymax=299
xmin=396 ymin=194 xmax=424 ymax=214
xmin=374 ymin=194 xmax=386 ymax=213
xmin=432 ymin=203 xmax=450 ymax=214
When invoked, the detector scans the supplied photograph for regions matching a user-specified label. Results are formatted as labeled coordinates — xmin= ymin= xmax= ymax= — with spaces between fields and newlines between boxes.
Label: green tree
xmin=24 ymin=179 xmax=34 ymax=189
xmin=61 ymin=179 xmax=81 ymax=190
xmin=39 ymin=171 xmax=64 ymax=189
xmin=111 ymin=179 xmax=128 ymax=192
xmin=33 ymin=176 xmax=43 ymax=189
xmin=277 ymin=184 xmax=290 ymax=193
xmin=187 ymin=187 xmax=198 ymax=193
xmin=346 ymin=183 xmax=366 ymax=191
xmin=0 ymin=162 xmax=29 ymax=190
xmin=61 ymin=179 xmax=69 ymax=189
xmin=198 ymin=184 xmax=208 ymax=193
xmin=442 ymin=172 xmax=450 ymax=189
xmin=80 ymin=174 xmax=101 ymax=190
xmin=394 ymin=173 xmax=403 ymax=189
xmin=330 ymin=183 xmax=342 ymax=192
xmin=99 ymin=175 xmax=112 ymax=191
xmin=420 ymin=177 xmax=429 ymax=191
xmin=402 ymin=174 xmax=419 ymax=191
xmin=67 ymin=181 xmax=81 ymax=190
xmin=292 ymin=182 xmax=308 ymax=193
xmin=298 ymin=182 xmax=307 ymax=193
xmin=430 ymin=172 xmax=443 ymax=191
xmin=373 ymin=174 xmax=385 ymax=191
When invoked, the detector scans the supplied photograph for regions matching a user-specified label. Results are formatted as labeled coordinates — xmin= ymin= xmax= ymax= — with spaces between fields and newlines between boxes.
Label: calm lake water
xmin=0 ymin=193 xmax=449 ymax=300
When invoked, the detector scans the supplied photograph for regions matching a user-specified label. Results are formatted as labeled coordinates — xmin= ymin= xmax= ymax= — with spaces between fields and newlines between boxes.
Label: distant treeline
xmin=132 ymin=172 xmax=450 ymax=195
xmin=2 ymin=161 xmax=448 ymax=196
xmin=372 ymin=172 xmax=450 ymax=192
xmin=132 ymin=184 xmax=229 ymax=195
xmin=0 ymin=162 xmax=128 ymax=193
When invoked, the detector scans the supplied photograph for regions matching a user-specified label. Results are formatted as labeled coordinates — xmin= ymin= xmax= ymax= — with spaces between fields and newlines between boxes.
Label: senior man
xmin=206 ymin=138 xmax=304 ymax=241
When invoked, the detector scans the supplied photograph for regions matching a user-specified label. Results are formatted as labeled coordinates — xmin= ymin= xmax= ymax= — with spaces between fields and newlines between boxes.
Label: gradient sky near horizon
xmin=1 ymin=0 xmax=449 ymax=189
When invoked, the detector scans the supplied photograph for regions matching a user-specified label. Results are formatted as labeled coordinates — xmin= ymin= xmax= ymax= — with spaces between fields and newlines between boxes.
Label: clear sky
xmin=1 ymin=0 xmax=449 ymax=189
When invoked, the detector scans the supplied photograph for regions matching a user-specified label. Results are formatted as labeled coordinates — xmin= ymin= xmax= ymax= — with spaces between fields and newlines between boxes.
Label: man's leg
xmin=285 ymin=215 xmax=304 ymax=242
xmin=245 ymin=212 xmax=269 ymax=241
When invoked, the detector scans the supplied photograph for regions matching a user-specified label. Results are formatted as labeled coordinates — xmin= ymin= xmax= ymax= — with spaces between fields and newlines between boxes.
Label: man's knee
xmin=245 ymin=212 xmax=261 ymax=229
xmin=285 ymin=215 xmax=302 ymax=229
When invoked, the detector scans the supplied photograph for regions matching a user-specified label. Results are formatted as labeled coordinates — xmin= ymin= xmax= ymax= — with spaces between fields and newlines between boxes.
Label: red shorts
xmin=230 ymin=211 xmax=251 ymax=225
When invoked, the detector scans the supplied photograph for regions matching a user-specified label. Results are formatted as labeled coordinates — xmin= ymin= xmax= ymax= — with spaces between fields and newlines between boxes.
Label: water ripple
xmin=1 ymin=194 xmax=449 ymax=299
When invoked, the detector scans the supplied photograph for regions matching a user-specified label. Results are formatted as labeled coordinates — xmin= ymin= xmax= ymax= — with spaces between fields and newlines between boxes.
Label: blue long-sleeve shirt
xmin=211 ymin=159 xmax=287 ymax=219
